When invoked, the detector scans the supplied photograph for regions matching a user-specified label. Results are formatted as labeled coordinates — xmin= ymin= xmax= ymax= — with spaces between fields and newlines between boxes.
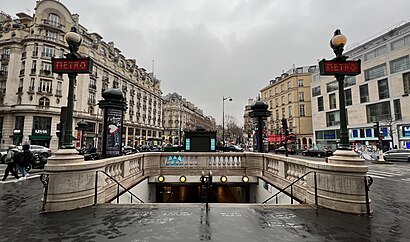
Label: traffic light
xmin=373 ymin=121 xmax=380 ymax=137
xmin=282 ymin=118 xmax=289 ymax=136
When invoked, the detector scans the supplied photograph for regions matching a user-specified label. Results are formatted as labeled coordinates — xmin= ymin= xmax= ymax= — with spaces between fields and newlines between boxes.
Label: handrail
xmin=262 ymin=171 xmax=317 ymax=206
xmin=94 ymin=170 xmax=144 ymax=205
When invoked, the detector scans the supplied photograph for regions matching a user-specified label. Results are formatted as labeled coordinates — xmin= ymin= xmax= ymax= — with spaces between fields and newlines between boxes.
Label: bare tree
xmin=381 ymin=115 xmax=398 ymax=149
xmin=224 ymin=115 xmax=243 ymax=144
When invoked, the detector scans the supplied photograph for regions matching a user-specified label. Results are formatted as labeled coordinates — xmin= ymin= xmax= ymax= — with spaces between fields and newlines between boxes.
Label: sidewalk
xmin=1 ymin=172 xmax=409 ymax=241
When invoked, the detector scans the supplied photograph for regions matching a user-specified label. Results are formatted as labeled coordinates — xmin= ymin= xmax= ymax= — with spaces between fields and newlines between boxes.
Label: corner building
xmin=0 ymin=0 xmax=163 ymax=151
xmin=260 ymin=66 xmax=317 ymax=149
xmin=311 ymin=21 xmax=410 ymax=149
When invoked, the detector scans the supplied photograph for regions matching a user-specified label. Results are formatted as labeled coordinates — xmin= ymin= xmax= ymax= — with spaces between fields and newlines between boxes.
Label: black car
xmin=226 ymin=145 xmax=244 ymax=152
xmin=274 ymin=146 xmax=296 ymax=155
xmin=383 ymin=149 xmax=410 ymax=162
xmin=122 ymin=146 xmax=139 ymax=155
xmin=302 ymin=148 xmax=333 ymax=157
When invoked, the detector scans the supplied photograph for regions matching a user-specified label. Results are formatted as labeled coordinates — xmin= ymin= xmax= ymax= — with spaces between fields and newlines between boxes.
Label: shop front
xmin=29 ymin=129 xmax=51 ymax=147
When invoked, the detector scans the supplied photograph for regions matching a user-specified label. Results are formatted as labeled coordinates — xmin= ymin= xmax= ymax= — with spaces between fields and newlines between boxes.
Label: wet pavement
xmin=1 ymin=161 xmax=410 ymax=241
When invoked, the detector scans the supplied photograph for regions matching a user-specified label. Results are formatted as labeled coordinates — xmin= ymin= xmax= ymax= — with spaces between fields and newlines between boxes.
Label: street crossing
xmin=0 ymin=164 xmax=42 ymax=184
xmin=367 ymin=170 xmax=403 ymax=179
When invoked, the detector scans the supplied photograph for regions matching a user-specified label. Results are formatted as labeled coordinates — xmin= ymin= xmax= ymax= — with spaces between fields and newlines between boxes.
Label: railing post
xmin=314 ymin=172 xmax=318 ymax=207
xmin=290 ymin=186 xmax=293 ymax=205
xmin=94 ymin=171 xmax=98 ymax=206
xmin=117 ymin=184 xmax=120 ymax=204
xmin=364 ymin=176 xmax=372 ymax=215
xmin=275 ymin=196 xmax=278 ymax=204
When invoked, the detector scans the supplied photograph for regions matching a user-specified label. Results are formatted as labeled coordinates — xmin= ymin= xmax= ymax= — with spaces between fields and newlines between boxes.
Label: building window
xmin=42 ymin=45 xmax=55 ymax=58
xmin=42 ymin=62 xmax=52 ymax=71
xmin=298 ymin=79 xmax=304 ymax=87
xmin=344 ymin=89 xmax=352 ymax=106
xmin=366 ymin=101 xmax=391 ymax=123
xmin=275 ymin=110 xmax=279 ymax=120
xmin=312 ymin=86 xmax=321 ymax=97
xmin=47 ymin=13 xmax=61 ymax=27
xmin=391 ymin=35 xmax=410 ymax=51
xmin=390 ymin=56 xmax=410 ymax=74
xmin=39 ymin=97 xmax=50 ymax=107
xmin=299 ymin=104 xmax=305 ymax=117
xmin=378 ymin=79 xmax=389 ymax=99
xmin=288 ymin=106 xmax=292 ymax=117
xmin=288 ymin=93 xmax=292 ymax=103
xmin=326 ymin=111 xmax=340 ymax=127
xmin=327 ymin=81 xmax=338 ymax=93
xmin=318 ymin=96 xmax=324 ymax=112
xmin=364 ymin=64 xmax=387 ymax=81
xmin=281 ymin=84 xmax=284 ymax=92
xmin=275 ymin=87 xmax=278 ymax=94
xmin=360 ymin=84 xmax=369 ymax=103
xmin=45 ymin=30 xmax=57 ymax=40
xmin=394 ymin=99 xmax=402 ymax=120
xmin=288 ymin=81 xmax=291 ymax=90
xmin=39 ymin=79 xmax=52 ymax=93
xmin=100 ymin=48 xmax=106 ymax=57
xmin=329 ymin=93 xmax=336 ymax=109
xmin=282 ymin=108 xmax=285 ymax=119
xmin=364 ymin=45 xmax=387 ymax=61
xmin=281 ymin=96 xmax=285 ymax=105
xmin=344 ymin=76 xmax=356 ymax=88
xmin=299 ymin=92 xmax=305 ymax=101
xmin=403 ymin=72 xmax=410 ymax=95
xmin=33 ymin=116 xmax=52 ymax=130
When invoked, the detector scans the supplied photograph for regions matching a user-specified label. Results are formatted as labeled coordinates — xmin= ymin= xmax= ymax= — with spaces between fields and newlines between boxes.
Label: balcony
xmin=88 ymin=99 xmax=96 ymax=105
xmin=0 ymin=54 xmax=10 ymax=62
xmin=19 ymin=69 xmax=25 ymax=76
xmin=55 ymin=89 xmax=63 ymax=97
xmin=27 ymin=86 xmax=35 ymax=94
xmin=39 ymin=69 xmax=54 ymax=78
xmin=40 ymin=19 xmax=64 ymax=31
xmin=30 ymin=68 xmax=36 ymax=75
xmin=88 ymin=84 xmax=97 ymax=90
xmin=21 ymin=52 xmax=26 ymax=59
xmin=37 ymin=87 xmax=53 ymax=95
xmin=0 ymin=71 xmax=7 ymax=79
xmin=32 ymin=51 xmax=38 ymax=57
xmin=41 ymin=52 xmax=55 ymax=59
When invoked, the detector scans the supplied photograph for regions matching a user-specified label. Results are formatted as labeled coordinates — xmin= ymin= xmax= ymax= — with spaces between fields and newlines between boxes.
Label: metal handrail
xmin=262 ymin=171 xmax=317 ymax=206
xmin=94 ymin=170 xmax=144 ymax=205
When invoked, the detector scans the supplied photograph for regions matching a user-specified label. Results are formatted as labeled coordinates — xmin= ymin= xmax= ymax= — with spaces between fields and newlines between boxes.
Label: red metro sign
xmin=52 ymin=57 xmax=93 ymax=74
xmin=319 ymin=59 xmax=361 ymax=76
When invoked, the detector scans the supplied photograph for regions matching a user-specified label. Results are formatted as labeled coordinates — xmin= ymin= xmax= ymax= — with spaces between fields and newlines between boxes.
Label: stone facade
xmin=260 ymin=66 xmax=317 ymax=149
xmin=162 ymin=92 xmax=216 ymax=145
xmin=0 ymin=0 xmax=163 ymax=151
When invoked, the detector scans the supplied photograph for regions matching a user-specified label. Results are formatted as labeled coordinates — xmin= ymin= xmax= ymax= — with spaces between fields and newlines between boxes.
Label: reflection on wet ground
xmin=1 ymin=170 xmax=410 ymax=241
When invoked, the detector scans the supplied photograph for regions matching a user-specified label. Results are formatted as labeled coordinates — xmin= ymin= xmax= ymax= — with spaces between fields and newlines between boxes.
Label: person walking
xmin=17 ymin=143 xmax=33 ymax=179
xmin=1 ymin=145 xmax=20 ymax=182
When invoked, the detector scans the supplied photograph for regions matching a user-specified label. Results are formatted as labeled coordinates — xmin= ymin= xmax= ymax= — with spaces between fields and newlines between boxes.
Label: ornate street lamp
xmin=62 ymin=27 xmax=82 ymax=149
xmin=319 ymin=29 xmax=361 ymax=150
xmin=222 ymin=96 xmax=232 ymax=150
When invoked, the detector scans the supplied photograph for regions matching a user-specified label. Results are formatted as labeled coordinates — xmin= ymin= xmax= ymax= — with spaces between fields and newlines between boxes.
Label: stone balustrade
xmin=44 ymin=150 xmax=368 ymax=214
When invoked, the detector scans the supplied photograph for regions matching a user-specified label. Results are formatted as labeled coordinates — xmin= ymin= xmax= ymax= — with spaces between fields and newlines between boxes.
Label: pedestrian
xmin=1 ymin=145 xmax=20 ymax=182
xmin=17 ymin=144 xmax=33 ymax=179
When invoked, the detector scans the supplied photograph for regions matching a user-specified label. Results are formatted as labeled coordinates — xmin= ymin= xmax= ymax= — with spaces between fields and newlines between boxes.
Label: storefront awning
xmin=29 ymin=135 xmax=52 ymax=140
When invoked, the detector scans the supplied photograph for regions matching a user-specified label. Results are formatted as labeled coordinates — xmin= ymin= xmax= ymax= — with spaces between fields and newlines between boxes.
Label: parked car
xmin=383 ymin=149 xmax=410 ymax=162
xmin=17 ymin=145 xmax=52 ymax=157
xmin=122 ymin=146 xmax=139 ymax=155
xmin=302 ymin=148 xmax=333 ymax=157
xmin=226 ymin=145 xmax=244 ymax=152
xmin=274 ymin=146 xmax=296 ymax=155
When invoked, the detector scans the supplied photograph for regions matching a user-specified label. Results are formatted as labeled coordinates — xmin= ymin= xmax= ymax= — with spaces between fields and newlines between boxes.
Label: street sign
xmin=319 ymin=59 xmax=361 ymax=76
xmin=52 ymin=57 xmax=93 ymax=74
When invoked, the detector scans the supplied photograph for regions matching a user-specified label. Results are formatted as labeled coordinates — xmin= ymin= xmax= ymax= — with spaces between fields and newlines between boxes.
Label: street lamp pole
xmin=222 ymin=96 xmax=232 ymax=150
xmin=319 ymin=29 xmax=361 ymax=151
xmin=62 ymin=27 xmax=82 ymax=149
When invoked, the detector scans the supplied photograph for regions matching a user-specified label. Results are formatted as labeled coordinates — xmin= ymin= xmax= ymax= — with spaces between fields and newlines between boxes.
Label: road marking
xmin=400 ymin=178 xmax=410 ymax=182
xmin=0 ymin=175 xmax=40 ymax=184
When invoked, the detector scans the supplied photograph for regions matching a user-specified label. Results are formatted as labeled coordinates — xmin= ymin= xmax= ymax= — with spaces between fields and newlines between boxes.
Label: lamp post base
xmin=327 ymin=149 xmax=365 ymax=165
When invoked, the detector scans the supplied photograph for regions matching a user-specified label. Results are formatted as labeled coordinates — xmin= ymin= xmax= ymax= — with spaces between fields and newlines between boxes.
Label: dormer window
xmin=47 ymin=13 xmax=61 ymax=27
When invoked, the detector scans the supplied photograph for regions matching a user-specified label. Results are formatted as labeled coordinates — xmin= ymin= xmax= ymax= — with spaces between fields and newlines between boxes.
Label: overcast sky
xmin=3 ymin=0 xmax=410 ymax=126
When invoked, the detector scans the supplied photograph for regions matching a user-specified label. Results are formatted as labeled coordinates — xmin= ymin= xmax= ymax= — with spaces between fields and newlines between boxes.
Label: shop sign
xmin=34 ymin=129 xmax=49 ymax=135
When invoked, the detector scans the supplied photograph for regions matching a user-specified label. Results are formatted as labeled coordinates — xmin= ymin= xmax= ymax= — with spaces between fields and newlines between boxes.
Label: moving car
xmin=122 ymin=146 xmax=139 ymax=155
xmin=17 ymin=145 xmax=52 ymax=157
xmin=383 ymin=149 xmax=410 ymax=162
xmin=226 ymin=145 xmax=244 ymax=152
xmin=274 ymin=146 xmax=296 ymax=155
xmin=302 ymin=148 xmax=333 ymax=157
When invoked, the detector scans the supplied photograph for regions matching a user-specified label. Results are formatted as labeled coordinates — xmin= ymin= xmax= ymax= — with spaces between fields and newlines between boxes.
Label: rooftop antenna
xmin=152 ymin=60 xmax=155 ymax=77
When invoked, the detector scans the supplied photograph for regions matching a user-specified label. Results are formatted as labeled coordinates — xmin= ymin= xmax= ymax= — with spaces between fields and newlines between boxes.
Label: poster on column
xmin=105 ymin=108 xmax=123 ymax=155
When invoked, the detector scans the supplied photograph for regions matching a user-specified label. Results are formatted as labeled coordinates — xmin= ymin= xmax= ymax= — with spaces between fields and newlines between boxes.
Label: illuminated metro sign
xmin=319 ymin=59 xmax=361 ymax=76
xmin=52 ymin=57 xmax=93 ymax=74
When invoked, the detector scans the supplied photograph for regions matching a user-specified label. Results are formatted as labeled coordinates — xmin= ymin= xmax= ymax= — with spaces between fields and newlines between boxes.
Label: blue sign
xmin=403 ymin=126 xmax=410 ymax=137
xmin=406 ymin=142 xmax=410 ymax=149
xmin=185 ymin=138 xmax=190 ymax=151
xmin=324 ymin=133 xmax=336 ymax=139
xmin=210 ymin=138 xmax=215 ymax=151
